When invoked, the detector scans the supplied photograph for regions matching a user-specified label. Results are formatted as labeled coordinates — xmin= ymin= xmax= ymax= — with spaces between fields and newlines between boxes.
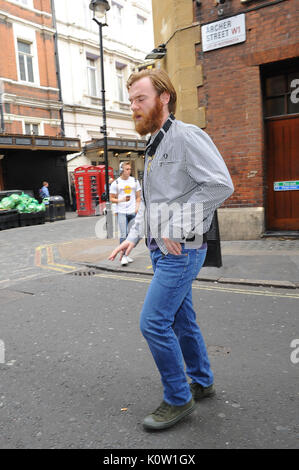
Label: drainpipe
xmin=50 ymin=0 xmax=65 ymax=137
xmin=0 ymin=80 xmax=5 ymax=133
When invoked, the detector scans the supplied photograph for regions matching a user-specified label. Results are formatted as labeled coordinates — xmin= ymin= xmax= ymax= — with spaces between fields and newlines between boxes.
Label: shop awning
xmin=0 ymin=134 xmax=81 ymax=154
xmin=84 ymin=137 xmax=147 ymax=154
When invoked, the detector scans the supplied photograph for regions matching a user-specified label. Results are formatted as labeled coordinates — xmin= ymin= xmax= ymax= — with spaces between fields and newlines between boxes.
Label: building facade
xmin=0 ymin=0 xmax=62 ymax=137
xmin=0 ymin=0 xmax=80 ymax=202
xmin=151 ymin=0 xmax=299 ymax=239
xmin=53 ymin=0 xmax=154 ymax=181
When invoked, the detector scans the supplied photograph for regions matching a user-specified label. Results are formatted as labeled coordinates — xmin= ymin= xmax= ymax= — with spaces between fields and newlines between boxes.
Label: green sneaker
xmin=143 ymin=398 xmax=196 ymax=431
xmin=190 ymin=383 xmax=215 ymax=401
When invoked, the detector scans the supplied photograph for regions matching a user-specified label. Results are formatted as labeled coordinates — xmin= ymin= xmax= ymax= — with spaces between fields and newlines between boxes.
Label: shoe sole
xmin=143 ymin=401 xmax=197 ymax=431
xmin=193 ymin=390 xmax=216 ymax=401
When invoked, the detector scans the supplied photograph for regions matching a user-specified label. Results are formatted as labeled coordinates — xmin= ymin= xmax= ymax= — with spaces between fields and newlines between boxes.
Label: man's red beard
xmin=133 ymin=97 xmax=163 ymax=136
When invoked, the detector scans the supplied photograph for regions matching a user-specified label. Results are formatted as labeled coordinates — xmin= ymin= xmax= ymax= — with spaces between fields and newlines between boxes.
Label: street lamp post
xmin=89 ymin=0 xmax=113 ymax=238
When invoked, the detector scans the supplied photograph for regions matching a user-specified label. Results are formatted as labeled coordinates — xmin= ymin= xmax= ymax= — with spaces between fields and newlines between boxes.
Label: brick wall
xmin=196 ymin=0 xmax=298 ymax=208
xmin=0 ymin=19 xmax=17 ymax=80
xmin=0 ymin=0 xmax=52 ymax=27
xmin=0 ymin=0 xmax=61 ymax=136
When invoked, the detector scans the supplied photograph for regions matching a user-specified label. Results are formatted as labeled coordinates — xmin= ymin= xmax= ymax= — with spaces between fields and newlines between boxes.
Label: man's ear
xmin=160 ymin=91 xmax=170 ymax=106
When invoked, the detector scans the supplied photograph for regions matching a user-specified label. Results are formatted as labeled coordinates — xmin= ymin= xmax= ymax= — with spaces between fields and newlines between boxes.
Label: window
xmin=25 ymin=123 xmax=39 ymax=135
xmin=116 ymin=69 xmax=124 ymax=102
xmin=112 ymin=1 xmax=123 ymax=29
xmin=193 ymin=0 xmax=201 ymax=22
xmin=87 ymin=58 xmax=98 ymax=96
xmin=115 ymin=63 xmax=127 ymax=102
xmin=137 ymin=15 xmax=146 ymax=27
xmin=9 ymin=0 xmax=34 ymax=8
xmin=13 ymin=0 xmax=30 ymax=5
xmin=264 ymin=71 xmax=299 ymax=117
xmin=17 ymin=40 xmax=34 ymax=82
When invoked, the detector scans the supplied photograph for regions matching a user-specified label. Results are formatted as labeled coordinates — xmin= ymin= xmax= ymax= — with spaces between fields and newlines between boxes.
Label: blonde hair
xmin=127 ymin=69 xmax=177 ymax=114
xmin=120 ymin=161 xmax=131 ymax=173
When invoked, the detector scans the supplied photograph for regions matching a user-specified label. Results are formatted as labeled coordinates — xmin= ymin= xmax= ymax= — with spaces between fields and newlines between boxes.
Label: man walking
xmin=39 ymin=181 xmax=50 ymax=203
xmin=110 ymin=162 xmax=141 ymax=265
xmin=109 ymin=69 xmax=234 ymax=430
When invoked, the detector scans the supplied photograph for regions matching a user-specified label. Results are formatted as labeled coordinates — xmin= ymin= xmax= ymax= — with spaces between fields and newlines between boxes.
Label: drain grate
xmin=68 ymin=269 xmax=97 ymax=276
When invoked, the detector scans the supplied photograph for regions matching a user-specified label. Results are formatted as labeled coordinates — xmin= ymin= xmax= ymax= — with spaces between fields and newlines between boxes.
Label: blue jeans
xmin=140 ymin=246 xmax=214 ymax=406
xmin=117 ymin=212 xmax=136 ymax=244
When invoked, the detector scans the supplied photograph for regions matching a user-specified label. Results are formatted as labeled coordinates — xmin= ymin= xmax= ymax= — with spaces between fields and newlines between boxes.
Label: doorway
xmin=262 ymin=59 xmax=299 ymax=231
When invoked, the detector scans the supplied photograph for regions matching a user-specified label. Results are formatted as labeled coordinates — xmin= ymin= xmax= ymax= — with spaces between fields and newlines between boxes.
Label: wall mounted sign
xmin=201 ymin=14 xmax=246 ymax=52
xmin=274 ymin=181 xmax=299 ymax=191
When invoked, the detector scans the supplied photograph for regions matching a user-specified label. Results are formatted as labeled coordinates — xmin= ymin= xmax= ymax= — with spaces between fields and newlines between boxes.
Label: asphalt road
xmin=0 ymin=268 xmax=298 ymax=449
xmin=0 ymin=214 xmax=97 ymax=288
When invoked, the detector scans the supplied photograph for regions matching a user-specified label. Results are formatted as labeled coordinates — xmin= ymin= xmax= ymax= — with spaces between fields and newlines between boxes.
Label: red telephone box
xmin=74 ymin=165 xmax=114 ymax=216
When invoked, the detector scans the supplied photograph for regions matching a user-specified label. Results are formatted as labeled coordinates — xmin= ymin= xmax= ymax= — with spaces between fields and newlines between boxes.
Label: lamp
xmin=89 ymin=0 xmax=113 ymax=237
xmin=145 ymin=44 xmax=167 ymax=60
xmin=89 ymin=0 xmax=110 ymax=18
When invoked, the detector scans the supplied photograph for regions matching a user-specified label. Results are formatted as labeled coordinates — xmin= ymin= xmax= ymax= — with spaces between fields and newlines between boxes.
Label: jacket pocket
xmin=159 ymin=160 xmax=179 ymax=166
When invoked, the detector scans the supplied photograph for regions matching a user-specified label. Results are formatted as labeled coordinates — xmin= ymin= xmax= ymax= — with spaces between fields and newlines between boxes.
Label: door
xmin=266 ymin=116 xmax=299 ymax=230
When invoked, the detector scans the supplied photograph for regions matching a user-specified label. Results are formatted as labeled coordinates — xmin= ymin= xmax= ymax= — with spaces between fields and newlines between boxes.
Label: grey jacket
xmin=127 ymin=117 xmax=234 ymax=254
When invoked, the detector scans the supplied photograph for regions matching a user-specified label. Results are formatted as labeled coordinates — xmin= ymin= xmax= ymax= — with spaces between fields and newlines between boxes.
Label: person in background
xmin=70 ymin=179 xmax=76 ymax=212
xmin=109 ymin=162 xmax=141 ymax=265
xmin=39 ymin=181 xmax=50 ymax=203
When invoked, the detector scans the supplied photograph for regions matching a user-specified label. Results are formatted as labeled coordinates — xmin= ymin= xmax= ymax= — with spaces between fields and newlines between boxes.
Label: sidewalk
xmin=59 ymin=218 xmax=299 ymax=289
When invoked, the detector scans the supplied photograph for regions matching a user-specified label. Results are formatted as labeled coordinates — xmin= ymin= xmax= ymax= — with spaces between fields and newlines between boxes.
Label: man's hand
xmin=162 ymin=238 xmax=182 ymax=255
xmin=108 ymin=240 xmax=135 ymax=261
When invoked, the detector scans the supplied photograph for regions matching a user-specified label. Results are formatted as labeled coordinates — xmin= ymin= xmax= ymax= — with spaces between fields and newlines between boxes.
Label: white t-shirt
xmin=110 ymin=176 xmax=141 ymax=214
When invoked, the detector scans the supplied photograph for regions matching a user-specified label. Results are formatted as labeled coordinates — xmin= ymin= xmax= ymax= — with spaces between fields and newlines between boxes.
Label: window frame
xmin=137 ymin=14 xmax=146 ymax=27
xmin=111 ymin=1 xmax=123 ymax=30
xmin=263 ymin=71 xmax=299 ymax=118
xmin=8 ymin=0 xmax=33 ymax=6
xmin=115 ymin=62 xmax=127 ymax=103
xmin=87 ymin=57 xmax=98 ymax=97
xmin=17 ymin=39 xmax=34 ymax=83
xmin=24 ymin=121 xmax=41 ymax=135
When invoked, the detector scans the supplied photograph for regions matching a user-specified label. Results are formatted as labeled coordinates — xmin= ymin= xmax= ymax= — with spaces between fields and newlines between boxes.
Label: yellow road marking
xmin=49 ymin=262 xmax=77 ymax=270
xmin=47 ymin=246 xmax=54 ymax=264
xmin=35 ymin=244 xmax=77 ymax=273
xmin=38 ymin=264 xmax=68 ymax=273
xmin=94 ymin=273 xmax=299 ymax=300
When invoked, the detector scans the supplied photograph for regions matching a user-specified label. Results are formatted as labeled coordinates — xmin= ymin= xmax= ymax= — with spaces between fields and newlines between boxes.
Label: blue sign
xmin=274 ymin=181 xmax=299 ymax=191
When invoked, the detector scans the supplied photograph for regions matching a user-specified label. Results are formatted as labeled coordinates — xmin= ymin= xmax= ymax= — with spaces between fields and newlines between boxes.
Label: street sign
xmin=201 ymin=14 xmax=246 ymax=52
xmin=274 ymin=181 xmax=299 ymax=191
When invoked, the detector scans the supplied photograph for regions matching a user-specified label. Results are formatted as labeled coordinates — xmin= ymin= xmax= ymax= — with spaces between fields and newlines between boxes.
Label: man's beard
xmin=133 ymin=98 xmax=163 ymax=136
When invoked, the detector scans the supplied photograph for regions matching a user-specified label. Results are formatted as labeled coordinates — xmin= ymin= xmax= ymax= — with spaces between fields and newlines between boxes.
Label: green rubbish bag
xmin=25 ymin=203 xmax=39 ymax=213
xmin=10 ymin=193 xmax=22 ymax=205
xmin=20 ymin=193 xmax=31 ymax=203
xmin=36 ymin=203 xmax=46 ymax=212
xmin=0 ymin=197 xmax=15 ymax=210
xmin=16 ymin=202 xmax=27 ymax=213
